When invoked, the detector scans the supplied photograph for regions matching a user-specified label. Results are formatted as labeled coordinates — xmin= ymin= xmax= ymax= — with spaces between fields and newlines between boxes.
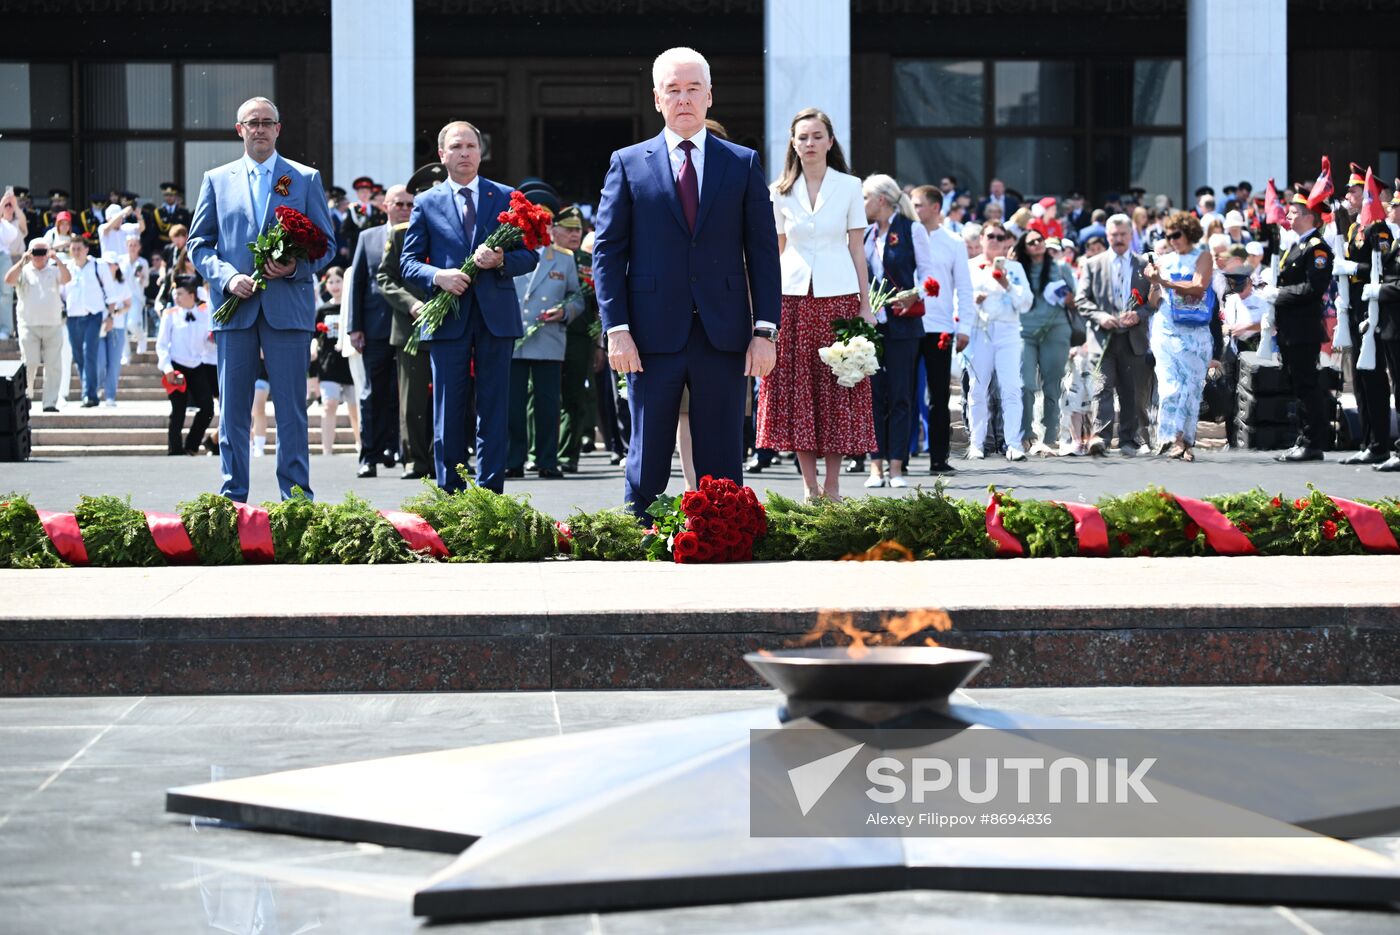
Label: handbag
xmin=1065 ymin=306 xmax=1087 ymax=345
xmin=889 ymin=297 xmax=925 ymax=318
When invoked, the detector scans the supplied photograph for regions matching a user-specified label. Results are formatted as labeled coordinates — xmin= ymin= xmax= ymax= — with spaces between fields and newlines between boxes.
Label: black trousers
xmin=357 ymin=338 xmax=400 ymax=467
xmin=917 ymin=334 xmax=954 ymax=463
xmin=869 ymin=335 xmax=921 ymax=462
xmin=395 ymin=342 xmax=434 ymax=475
xmin=168 ymin=362 xmax=216 ymax=454
xmin=1382 ymin=338 xmax=1400 ymax=454
xmin=1279 ymin=341 xmax=1328 ymax=450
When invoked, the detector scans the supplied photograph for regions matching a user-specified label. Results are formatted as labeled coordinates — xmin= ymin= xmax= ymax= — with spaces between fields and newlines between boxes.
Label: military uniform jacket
xmin=1272 ymin=229 xmax=1332 ymax=345
xmin=1368 ymin=243 xmax=1400 ymax=341
xmin=375 ymin=222 xmax=429 ymax=349
xmin=512 ymin=246 xmax=583 ymax=362
xmin=566 ymin=249 xmax=598 ymax=339
xmin=143 ymin=203 xmax=192 ymax=255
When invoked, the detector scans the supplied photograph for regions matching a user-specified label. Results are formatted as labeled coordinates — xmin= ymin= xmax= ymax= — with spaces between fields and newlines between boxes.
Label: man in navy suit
xmin=400 ymin=121 xmax=538 ymax=493
xmin=594 ymin=47 xmax=781 ymax=516
xmin=187 ymin=96 xmax=336 ymax=502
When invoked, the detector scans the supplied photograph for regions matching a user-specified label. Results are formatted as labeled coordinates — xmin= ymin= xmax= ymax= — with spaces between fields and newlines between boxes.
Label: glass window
xmin=994 ymin=61 xmax=1076 ymax=127
xmin=1129 ymin=135 xmax=1183 ymax=208
xmin=894 ymin=60 xmax=983 ymax=128
xmin=0 ymin=63 xmax=72 ymax=130
xmin=83 ymin=141 xmax=174 ymax=205
xmin=994 ymin=137 xmax=1075 ymax=197
xmin=0 ymin=141 xmax=72 ymax=204
xmin=184 ymin=141 xmax=246 ymax=201
xmin=1133 ymin=60 xmax=1182 ymax=127
xmin=82 ymin=64 xmax=172 ymax=130
xmin=184 ymin=63 xmax=276 ymax=129
xmin=896 ymin=137 xmax=985 ymax=200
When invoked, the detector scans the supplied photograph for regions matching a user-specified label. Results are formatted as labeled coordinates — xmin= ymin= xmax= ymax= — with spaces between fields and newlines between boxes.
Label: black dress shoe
xmin=525 ymin=460 xmax=538 ymax=472
xmin=81 ymin=399 xmax=98 ymax=408
xmin=744 ymin=457 xmax=769 ymax=473
xmin=505 ymin=466 xmax=525 ymax=478
xmin=609 ymin=453 xmax=624 ymax=466
xmin=843 ymin=456 xmax=865 ymax=474
xmin=560 ymin=461 xmax=579 ymax=474
xmin=929 ymin=461 xmax=956 ymax=474
xmin=400 ymin=468 xmax=429 ymax=480
xmin=43 ymin=405 xmax=59 ymax=413
xmin=1340 ymin=448 xmax=1388 ymax=465
xmin=537 ymin=467 xmax=564 ymax=479
xmin=381 ymin=450 xmax=397 ymax=468
xmin=202 ymin=434 xmax=219 ymax=455
xmin=1275 ymin=446 xmax=1323 ymax=463
xmin=1375 ymin=455 xmax=1400 ymax=472
xmin=356 ymin=463 xmax=377 ymax=478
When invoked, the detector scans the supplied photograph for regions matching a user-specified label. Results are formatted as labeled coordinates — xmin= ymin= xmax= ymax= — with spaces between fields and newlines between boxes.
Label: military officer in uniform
xmin=1359 ymin=221 xmax=1400 ymax=471
xmin=78 ymin=193 xmax=109 ymax=243
xmin=40 ymin=189 xmax=70 ymax=232
xmin=507 ymin=202 xmax=584 ymax=479
xmin=376 ymin=164 xmax=445 ymax=479
xmin=1337 ymin=219 xmax=1393 ymax=463
xmin=340 ymin=175 xmax=385 ymax=265
xmin=143 ymin=182 xmax=192 ymax=258
xmin=1273 ymin=193 xmax=1334 ymax=462
xmin=555 ymin=207 xmax=597 ymax=473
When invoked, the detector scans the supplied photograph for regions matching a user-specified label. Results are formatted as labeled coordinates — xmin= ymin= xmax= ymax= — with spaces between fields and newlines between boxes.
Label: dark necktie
xmin=676 ymin=139 xmax=699 ymax=231
xmin=461 ymin=187 xmax=476 ymax=251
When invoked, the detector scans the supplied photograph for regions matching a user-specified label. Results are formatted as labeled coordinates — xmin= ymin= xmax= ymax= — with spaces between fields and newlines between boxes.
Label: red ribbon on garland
xmin=1330 ymin=497 xmax=1400 ymax=554
xmin=1173 ymin=495 xmax=1258 ymax=556
xmin=233 ymin=503 xmax=276 ymax=563
xmin=144 ymin=510 xmax=198 ymax=564
xmin=984 ymin=496 xmax=1025 ymax=557
xmin=35 ymin=510 xmax=89 ymax=566
xmin=378 ymin=510 xmax=450 ymax=558
xmin=1051 ymin=501 xmax=1109 ymax=557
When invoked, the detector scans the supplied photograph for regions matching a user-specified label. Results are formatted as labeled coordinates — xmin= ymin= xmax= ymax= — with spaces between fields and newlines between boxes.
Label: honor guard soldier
xmin=1358 ymin=221 xmax=1400 ymax=471
xmin=339 ymin=175 xmax=385 ymax=267
xmin=376 ymin=163 xmax=446 ymax=480
xmin=144 ymin=182 xmax=192 ymax=257
xmin=1338 ymin=219 xmax=1392 ymax=464
xmin=1273 ymin=191 xmax=1334 ymax=462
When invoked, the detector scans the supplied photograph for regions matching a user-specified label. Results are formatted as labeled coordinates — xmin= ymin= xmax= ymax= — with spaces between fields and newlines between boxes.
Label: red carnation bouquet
xmin=406 ymin=190 xmax=555 ymax=355
xmin=213 ymin=205 xmax=330 ymax=324
xmin=644 ymin=475 xmax=768 ymax=564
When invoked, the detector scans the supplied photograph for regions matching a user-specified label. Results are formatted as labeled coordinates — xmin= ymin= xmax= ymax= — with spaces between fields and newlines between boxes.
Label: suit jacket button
xmin=690 ymin=276 xmax=697 ymax=283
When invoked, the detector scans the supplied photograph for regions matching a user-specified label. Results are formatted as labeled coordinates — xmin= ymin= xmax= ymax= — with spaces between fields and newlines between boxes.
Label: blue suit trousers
xmin=429 ymin=296 xmax=511 ymax=494
xmin=216 ymin=313 xmax=313 ymax=502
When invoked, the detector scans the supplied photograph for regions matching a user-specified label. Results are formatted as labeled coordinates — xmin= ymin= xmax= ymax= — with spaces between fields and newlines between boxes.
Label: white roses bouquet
xmin=819 ymin=319 xmax=883 ymax=388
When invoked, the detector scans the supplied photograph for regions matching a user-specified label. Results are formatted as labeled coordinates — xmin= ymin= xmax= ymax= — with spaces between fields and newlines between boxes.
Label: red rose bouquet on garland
xmin=644 ymin=475 xmax=768 ymax=563
xmin=213 ymin=205 xmax=330 ymax=324
xmin=406 ymin=190 xmax=555 ymax=355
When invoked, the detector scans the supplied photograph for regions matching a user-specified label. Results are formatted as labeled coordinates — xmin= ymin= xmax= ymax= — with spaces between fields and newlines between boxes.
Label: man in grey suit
xmin=1075 ymin=213 xmax=1157 ymax=455
xmin=346 ymin=183 xmax=410 ymax=478
xmin=508 ymin=207 xmax=585 ymax=478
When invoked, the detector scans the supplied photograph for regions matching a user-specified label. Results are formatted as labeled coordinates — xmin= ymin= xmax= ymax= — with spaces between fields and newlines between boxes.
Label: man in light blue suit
xmin=188 ymin=96 xmax=336 ymax=502
xmin=594 ymin=47 xmax=781 ymax=516
xmin=400 ymin=121 xmax=538 ymax=494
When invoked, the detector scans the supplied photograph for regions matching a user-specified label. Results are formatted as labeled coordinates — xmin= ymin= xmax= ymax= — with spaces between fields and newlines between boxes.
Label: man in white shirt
xmin=910 ymin=184 xmax=973 ymax=472
xmin=61 ymin=237 xmax=119 ymax=407
xmin=4 ymin=238 xmax=70 ymax=410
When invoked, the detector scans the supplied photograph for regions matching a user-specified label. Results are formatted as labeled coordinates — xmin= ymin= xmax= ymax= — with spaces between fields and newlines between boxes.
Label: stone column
xmin=1186 ymin=0 xmax=1288 ymax=192
xmin=331 ymin=0 xmax=414 ymax=188
xmin=764 ymin=0 xmax=851 ymax=178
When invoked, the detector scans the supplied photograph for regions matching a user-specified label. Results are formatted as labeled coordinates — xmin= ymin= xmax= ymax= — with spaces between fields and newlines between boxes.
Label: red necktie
xmin=676 ymin=139 xmax=699 ymax=231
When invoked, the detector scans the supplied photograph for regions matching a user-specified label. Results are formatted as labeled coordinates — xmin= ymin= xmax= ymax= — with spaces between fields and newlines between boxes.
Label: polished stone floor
xmin=3 ymin=686 xmax=1399 ymax=933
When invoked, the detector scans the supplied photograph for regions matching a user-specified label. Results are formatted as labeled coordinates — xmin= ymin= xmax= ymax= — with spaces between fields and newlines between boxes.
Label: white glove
xmin=1362 ymin=283 xmax=1382 ymax=301
xmin=1334 ymin=258 xmax=1359 ymax=276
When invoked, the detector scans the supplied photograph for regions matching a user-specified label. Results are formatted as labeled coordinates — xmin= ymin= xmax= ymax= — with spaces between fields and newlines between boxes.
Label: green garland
xmin=2 ymin=481 xmax=1398 ymax=568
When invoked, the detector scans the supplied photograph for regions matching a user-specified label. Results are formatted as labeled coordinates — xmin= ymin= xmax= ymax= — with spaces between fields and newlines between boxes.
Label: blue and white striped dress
xmin=1150 ymin=248 xmax=1213 ymax=445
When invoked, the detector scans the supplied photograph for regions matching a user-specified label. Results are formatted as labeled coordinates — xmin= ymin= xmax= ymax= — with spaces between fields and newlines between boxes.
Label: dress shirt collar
xmin=1295 ymin=227 xmax=1317 ymax=242
xmin=663 ymin=126 xmax=708 ymax=156
xmin=242 ymin=150 xmax=279 ymax=177
xmin=447 ymin=175 xmax=480 ymax=200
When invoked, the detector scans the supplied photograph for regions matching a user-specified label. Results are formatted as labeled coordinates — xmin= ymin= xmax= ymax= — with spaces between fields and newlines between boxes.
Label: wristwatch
xmin=753 ymin=326 xmax=778 ymax=341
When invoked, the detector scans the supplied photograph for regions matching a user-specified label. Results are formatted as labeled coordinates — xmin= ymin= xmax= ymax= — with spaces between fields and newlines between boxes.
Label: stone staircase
xmin=2 ymin=340 xmax=357 ymax=457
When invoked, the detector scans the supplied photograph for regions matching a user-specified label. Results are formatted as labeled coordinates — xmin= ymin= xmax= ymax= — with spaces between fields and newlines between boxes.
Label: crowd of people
xmin=3 ymin=48 xmax=1397 ymax=509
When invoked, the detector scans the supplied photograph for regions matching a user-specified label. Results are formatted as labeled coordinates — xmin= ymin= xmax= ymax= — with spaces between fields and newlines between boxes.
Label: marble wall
xmin=763 ymin=0 xmax=852 ymax=180
xmin=331 ymin=0 xmax=415 ymax=189
xmin=1186 ymin=0 xmax=1288 ymax=195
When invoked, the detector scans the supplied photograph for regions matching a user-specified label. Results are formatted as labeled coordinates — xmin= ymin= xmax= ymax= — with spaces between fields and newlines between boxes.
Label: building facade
xmin=1 ymin=0 xmax=1396 ymax=210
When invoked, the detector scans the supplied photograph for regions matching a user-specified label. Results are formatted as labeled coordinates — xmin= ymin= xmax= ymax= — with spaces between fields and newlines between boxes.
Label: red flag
xmin=1359 ymin=166 xmax=1386 ymax=227
xmin=1306 ymin=156 xmax=1334 ymax=211
xmin=1264 ymin=178 xmax=1287 ymax=225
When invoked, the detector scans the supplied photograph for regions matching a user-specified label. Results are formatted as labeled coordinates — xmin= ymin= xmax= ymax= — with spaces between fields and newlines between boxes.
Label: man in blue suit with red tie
xmin=399 ymin=121 xmax=538 ymax=493
xmin=188 ymin=96 xmax=336 ymax=503
xmin=594 ymin=47 xmax=782 ymax=516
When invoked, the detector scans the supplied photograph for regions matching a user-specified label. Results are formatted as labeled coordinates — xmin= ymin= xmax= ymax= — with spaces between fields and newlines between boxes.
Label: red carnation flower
xmin=992 ymin=268 xmax=1007 ymax=282
xmin=923 ymin=276 xmax=940 ymax=297
xmin=554 ymin=521 xmax=573 ymax=554
xmin=1131 ymin=288 xmax=1146 ymax=306
xmin=937 ymin=332 xmax=951 ymax=351
xmin=315 ymin=321 xmax=329 ymax=334
xmin=1270 ymin=496 xmax=1282 ymax=508
xmin=1321 ymin=520 xmax=1338 ymax=541
xmin=1295 ymin=498 xmax=1310 ymax=511
xmin=1184 ymin=522 xmax=1200 ymax=541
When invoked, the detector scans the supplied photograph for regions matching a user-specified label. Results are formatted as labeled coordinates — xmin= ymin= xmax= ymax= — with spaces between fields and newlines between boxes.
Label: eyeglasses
xmin=985 ymin=233 xmax=1010 ymax=241
xmin=239 ymin=119 xmax=278 ymax=130
xmin=1166 ymin=230 xmax=1187 ymax=240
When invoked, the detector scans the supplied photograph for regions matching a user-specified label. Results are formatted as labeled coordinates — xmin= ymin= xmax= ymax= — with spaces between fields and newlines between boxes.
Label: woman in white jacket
xmin=965 ymin=220 xmax=1032 ymax=460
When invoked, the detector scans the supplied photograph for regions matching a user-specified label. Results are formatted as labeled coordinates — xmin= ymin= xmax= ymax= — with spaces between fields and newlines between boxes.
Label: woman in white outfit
xmin=965 ymin=220 xmax=1032 ymax=460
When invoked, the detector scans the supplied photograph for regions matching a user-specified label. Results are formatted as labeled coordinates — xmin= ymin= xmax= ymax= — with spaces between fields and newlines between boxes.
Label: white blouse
xmin=771 ymin=170 xmax=866 ymax=298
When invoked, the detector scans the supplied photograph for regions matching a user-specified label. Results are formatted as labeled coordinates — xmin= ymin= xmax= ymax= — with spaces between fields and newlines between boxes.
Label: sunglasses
xmin=30 ymin=249 xmax=48 ymax=257
xmin=985 ymin=233 xmax=1010 ymax=241
xmin=1166 ymin=230 xmax=1187 ymax=240
xmin=1025 ymin=238 xmax=1045 ymax=246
